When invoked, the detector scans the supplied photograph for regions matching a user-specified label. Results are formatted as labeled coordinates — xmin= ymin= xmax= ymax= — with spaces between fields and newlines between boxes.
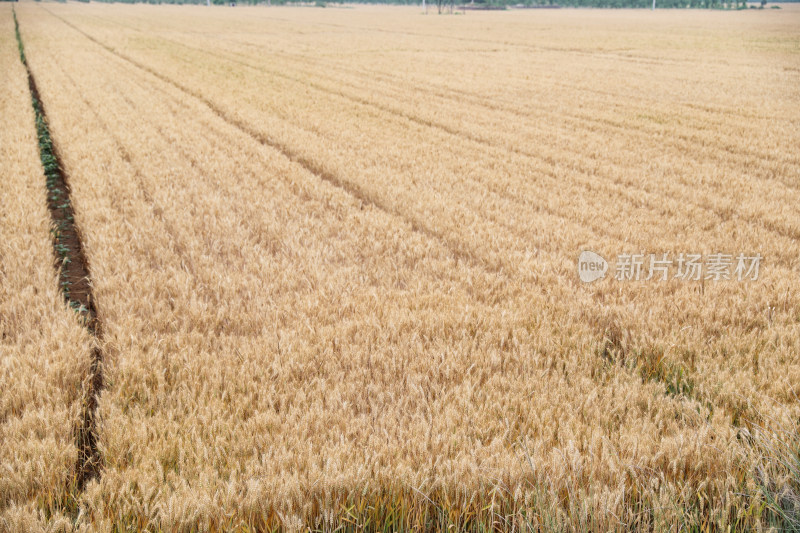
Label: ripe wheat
xmin=4 ymin=3 xmax=800 ymax=530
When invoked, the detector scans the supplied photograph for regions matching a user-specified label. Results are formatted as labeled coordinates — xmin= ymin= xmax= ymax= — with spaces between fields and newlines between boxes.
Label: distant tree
xmin=435 ymin=0 xmax=453 ymax=13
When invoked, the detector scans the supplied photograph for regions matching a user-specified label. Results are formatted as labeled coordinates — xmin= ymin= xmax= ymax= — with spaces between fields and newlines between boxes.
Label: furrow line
xmin=13 ymin=7 xmax=104 ymax=493
xmin=80 ymin=17 xmax=800 ymax=246
xmin=47 ymin=8 xmax=507 ymax=279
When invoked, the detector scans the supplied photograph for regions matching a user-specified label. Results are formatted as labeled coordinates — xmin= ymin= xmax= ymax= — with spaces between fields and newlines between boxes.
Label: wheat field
xmin=1 ymin=2 xmax=799 ymax=531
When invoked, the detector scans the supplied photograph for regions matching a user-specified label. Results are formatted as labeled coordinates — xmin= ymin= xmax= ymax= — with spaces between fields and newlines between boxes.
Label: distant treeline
xmin=51 ymin=0 xmax=788 ymax=7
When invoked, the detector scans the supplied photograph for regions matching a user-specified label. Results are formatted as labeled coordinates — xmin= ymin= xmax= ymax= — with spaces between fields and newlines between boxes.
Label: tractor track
xmin=44 ymin=7 xmax=510 ymax=278
xmin=64 ymin=12 xmax=800 ymax=249
xmin=13 ymin=7 xmax=104 ymax=493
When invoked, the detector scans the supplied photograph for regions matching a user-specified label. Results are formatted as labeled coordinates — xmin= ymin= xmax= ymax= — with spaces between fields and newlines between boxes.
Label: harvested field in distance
xmin=2 ymin=2 xmax=800 ymax=531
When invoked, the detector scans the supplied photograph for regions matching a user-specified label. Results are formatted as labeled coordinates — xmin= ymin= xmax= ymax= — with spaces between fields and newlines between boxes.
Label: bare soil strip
xmin=13 ymin=7 xmax=104 ymax=493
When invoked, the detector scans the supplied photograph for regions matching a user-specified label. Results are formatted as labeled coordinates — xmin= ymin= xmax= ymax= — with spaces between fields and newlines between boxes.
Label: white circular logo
xmin=578 ymin=250 xmax=608 ymax=283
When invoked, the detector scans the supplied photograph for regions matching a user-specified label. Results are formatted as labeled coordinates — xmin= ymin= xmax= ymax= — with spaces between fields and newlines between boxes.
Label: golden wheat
xmin=5 ymin=2 xmax=800 ymax=530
